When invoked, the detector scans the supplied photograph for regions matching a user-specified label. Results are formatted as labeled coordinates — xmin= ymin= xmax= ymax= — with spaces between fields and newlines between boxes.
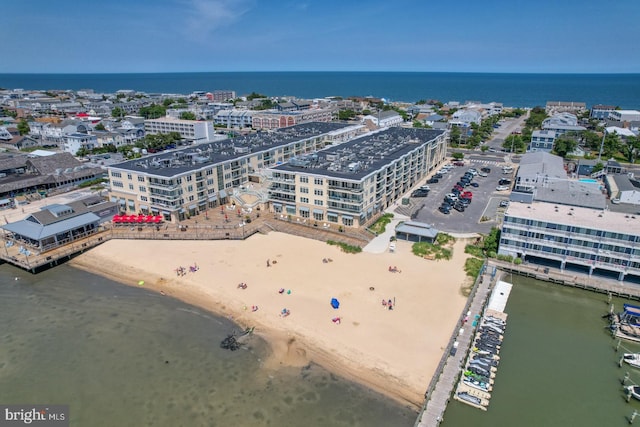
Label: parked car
xmin=427 ymin=178 xmax=439 ymax=184
xmin=470 ymin=182 xmax=479 ymax=187
xmin=439 ymin=205 xmax=451 ymax=214
xmin=477 ymin=171 xmax=488 ymax=177
xmin=496 ymin=185 xmax=510 ymax=191
xmin=481 ymin=167 xmax=491 ymax=173
xmin=499 ymin=200 xmax=510 ymax=208
xmin=412 ymin=190 xmax=429 ymax=197
xmin=434 ymin=173 xmax=443 ymax=179
xmin=460 ymin=191 xmax=473 ymax=200
xmin=453 ymin=185 xmax=464 ymax=192
xmin=499 ymin=179 xmax=511 ymax=186
xmin=453 ymin=161 xmax=465 ymax=166
xmin=420 ymin=185 xmax=431 ymax=191
xmin=453 ymin=202 xmax=466 ymax=212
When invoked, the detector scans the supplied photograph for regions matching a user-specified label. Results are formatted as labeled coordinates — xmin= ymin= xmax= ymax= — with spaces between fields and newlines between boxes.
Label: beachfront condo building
xmin=251 ymin=108 xmax=334 ymax=130
xmin=106 ymin=123 xmax=363 ymax=222
xmin=499 ymin=202 xmax=640 ymax=283
xmin=144 ymin=117 xmax=216 ymax=142
xmin=267 ymin=127 xmax=447 ymax=228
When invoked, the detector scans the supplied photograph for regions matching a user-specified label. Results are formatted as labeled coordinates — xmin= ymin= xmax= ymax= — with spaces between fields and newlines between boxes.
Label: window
xmin=314 ymin=178 xmax=323 ymax=185
xmin=300 ymin=176 xmax=308 ymax=183
xmin=127 ymin=174 xmax=132 ymax=180
xmin=112 ymin=171 xmax=122 ymax=178
xmin=140 ymin=196 xmax=148 ymax=202
xmin=139 ymin=186 xmax=146 ymax=192
xmin=300 ymin=187 xmax=309 ymax=194
xmin=314 ymin=189 xmax=323 ymax=196
xmin=314 ymin=200 xmax=323 ymax=206
xmin=300 ymin=197 xmax=309 ymax=203
xmin=186 ymin=175 xmax=193 ymax=182
xmin=128 ymin=184 xmax=134 ymax=190
xmin=187 ymin=185 xmax=193 ymax=192
xmin=137 ymin=176 xmax=145 ymax=182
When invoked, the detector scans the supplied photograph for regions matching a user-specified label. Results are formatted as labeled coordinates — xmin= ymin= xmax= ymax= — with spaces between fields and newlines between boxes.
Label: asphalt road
xmin=411 ymin=161 xmax=513 ymax=235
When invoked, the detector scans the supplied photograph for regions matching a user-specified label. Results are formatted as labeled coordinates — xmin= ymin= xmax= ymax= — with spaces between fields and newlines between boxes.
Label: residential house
xmin=528 ymin=130 xmax=556 ymax=153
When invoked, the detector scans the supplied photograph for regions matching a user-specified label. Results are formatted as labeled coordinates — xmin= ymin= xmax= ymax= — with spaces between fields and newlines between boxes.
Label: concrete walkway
xmin=363 ymin=212 xmax=409 ymax=254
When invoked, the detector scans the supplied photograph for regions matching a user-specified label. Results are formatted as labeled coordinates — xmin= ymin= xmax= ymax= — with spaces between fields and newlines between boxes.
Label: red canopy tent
xmin=153 ymin=215 xmax=163 ymax=223
xmin=112 ymin=214 xmax=122 ymax=223
xmin=144 ymin=215 xmax=155 ymax=223
xmin=136 ymin=214 xmax=146 ymax=223
xmin=121 ymin=215 xmax=134 ymax=223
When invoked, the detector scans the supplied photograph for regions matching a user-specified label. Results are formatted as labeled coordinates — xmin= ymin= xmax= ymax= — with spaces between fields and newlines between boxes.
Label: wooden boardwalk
xmin=0 ymin=216 xmax=372 ymax=273
xmin=414 ymin=266 xmax=497 ymax=427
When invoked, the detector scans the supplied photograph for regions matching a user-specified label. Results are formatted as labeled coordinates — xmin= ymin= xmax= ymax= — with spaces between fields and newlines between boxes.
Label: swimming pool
xmin=579 ymin=178 xmax=598 ymax=183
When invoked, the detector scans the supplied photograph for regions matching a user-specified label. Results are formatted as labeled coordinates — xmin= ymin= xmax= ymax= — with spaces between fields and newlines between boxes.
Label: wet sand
xmin=71 ymin=232 xmax=470 ymax=408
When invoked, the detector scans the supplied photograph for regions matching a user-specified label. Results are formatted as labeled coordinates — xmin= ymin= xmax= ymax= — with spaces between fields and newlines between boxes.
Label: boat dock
xmin=414 ymin=264 xmax=499 ymax=427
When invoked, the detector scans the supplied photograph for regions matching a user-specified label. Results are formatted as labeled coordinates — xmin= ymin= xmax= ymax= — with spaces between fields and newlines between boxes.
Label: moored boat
xmin=623 ymin=353 xmax=640 ymax=369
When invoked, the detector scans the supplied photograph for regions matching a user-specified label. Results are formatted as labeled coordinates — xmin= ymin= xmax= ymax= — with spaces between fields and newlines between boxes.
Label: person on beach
xmin=267 ymin=259 xmax=270 ymax=267
xmin=382 ymin=299 xmax=387 ymax=308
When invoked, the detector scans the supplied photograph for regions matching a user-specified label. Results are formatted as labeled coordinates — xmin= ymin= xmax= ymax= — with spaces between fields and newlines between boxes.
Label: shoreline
xmin=70 ymin=232 xmax=471 ymax=409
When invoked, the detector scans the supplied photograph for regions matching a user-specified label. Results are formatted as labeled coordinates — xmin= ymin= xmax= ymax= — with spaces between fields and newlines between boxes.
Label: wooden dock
xmin=414 ymin=265 xmax=497 ymax=426
xmin=0 ymin=217 xmax=372 ymax=273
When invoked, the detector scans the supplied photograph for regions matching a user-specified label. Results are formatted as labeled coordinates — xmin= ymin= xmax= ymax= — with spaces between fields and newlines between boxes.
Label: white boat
xmin=623 ymin=353 xmax=640 ymax=369
xmin=626 ymin=385 xmax=640 ymax=401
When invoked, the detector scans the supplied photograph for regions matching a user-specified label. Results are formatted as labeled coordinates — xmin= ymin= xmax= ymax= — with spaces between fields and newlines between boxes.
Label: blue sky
xmin=1 ymin=0 xmax=639 ymax=73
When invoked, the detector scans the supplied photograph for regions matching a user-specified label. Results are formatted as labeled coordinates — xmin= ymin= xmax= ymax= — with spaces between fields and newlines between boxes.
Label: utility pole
xmin=598 ymin=128 xmax=607 ymax=161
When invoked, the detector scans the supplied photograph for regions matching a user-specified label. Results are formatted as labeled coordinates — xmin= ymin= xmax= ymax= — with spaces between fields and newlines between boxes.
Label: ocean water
xmin=0 ymin=263 xmax=416 ymax=427
xmin=1 ymin=72 xmax=639 ymax=108
xmin=441 ymin=274 xmax=640 ymax=427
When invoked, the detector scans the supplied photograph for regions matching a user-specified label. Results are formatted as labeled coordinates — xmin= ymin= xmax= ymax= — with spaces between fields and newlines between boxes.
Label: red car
xmin=460 ymin=191 xmax=473 ymax=200
xmin=453 ymin=161 xmax=465 ymax=166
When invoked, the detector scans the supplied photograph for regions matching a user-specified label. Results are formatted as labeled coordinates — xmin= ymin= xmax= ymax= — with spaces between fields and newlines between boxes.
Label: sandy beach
xmin=70 ymin=232 xmax=470 ymax=408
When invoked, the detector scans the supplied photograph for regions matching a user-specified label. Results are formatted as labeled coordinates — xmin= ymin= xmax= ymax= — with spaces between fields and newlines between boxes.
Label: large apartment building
xmin=499 ymin=202 xmax=640 ymax=283
xmin=144 ymin=117 xmax=215 ymax=142
xmin=500 ymin=151 xmax=640 ymax=283
xmin=252 ymin=108 xmax=334 ymax=130
xmin=106 ymin=123 xmax=362 ymax=221
xmin=268 ymin=127 xmax=447 ymax=228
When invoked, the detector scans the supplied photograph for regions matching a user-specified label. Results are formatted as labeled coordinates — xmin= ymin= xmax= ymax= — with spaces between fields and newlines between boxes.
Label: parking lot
xmin=409 ymin=160 xmax=512 ymax=234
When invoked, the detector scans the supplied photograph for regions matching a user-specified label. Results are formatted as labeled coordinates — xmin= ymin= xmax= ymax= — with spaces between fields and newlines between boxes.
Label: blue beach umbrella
xmin=330 ymin=298 xmax=340 ymax=309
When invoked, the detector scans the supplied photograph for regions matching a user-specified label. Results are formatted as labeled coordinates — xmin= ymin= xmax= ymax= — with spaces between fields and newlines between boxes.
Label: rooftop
xmin=272 ymin=127 xmax=445 ymax=180
xmin=506 ymin=201 xmax=640 ymax=234
xmin=109 ymin=122 xmax=353 ymax=177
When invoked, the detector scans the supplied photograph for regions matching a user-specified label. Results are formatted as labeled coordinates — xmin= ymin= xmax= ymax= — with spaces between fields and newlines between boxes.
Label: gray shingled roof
xmin=27 ymin=152 xmax=81 ymax=174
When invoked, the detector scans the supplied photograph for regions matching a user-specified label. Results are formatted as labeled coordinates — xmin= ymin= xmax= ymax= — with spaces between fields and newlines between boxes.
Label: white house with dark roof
xmin=542 ymin=113 xmax=586 ymax=136
xmin=361 ymin=110 xmax=403 ymax=128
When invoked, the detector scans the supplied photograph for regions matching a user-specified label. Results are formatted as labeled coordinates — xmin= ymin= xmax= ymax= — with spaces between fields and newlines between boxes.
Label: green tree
xmin=180 ymin=112 xmax=197 ymax=120
xmin=76 ymin=147 xmax=90 ymax=158
xmin=17 ymin=119 xmax=30 ymax=135
xmin=449 ymin=126 xmax=462 ymax=145
xmin=338 ymin=109 xmax=356 ymax=120
xmin=111 ymin=107 xmax=125 ymax=118
xmin=483 ymin=227 xmax=501 ymax=254
xmin=246 ymin=92 xmax=267 ymax=100
xmin=452 ymin=152 xmax=464 ymax=160
xmin=139 ymin=104 xmax=166 ymax=119
xmin=623 ymin=136 xmax=640 ymax=163
xmin=412 ymin=120 xmax=424 ymax=128
xmin=94 ymin=123 xmax=106 ymax=131
xmin=553 ymin=135 xmax=578 ymax=158
xmin=163 ymin=98 xmax=175 ymax=107
xmin=601 ymin=132 xmax=621 ymax=159
xmin=176 ymin=98 xmax=188 ymax=105
xmin=582 ymin=130 xmax=602 ymax=152
xmin=503 ymin=134 xmax=525 ymax=153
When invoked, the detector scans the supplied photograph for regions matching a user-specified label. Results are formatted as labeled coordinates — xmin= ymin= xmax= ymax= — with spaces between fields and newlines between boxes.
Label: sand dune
xmin=71 ymin=232 xmax=470 ymax=408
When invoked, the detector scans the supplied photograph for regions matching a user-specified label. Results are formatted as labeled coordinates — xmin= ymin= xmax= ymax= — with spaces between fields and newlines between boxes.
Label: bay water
xmin=441 ymin=274 xmax=640 ymax=427
xmin=0 ymin=263 xmax=416 ymax=427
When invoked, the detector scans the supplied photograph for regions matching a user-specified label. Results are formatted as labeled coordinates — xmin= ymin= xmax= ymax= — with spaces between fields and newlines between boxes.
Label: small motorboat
xmin=457 ymin=392 xmax=482 ymax=406
xmin=623 ymin=353 xmax=640 ymax=369
xmin=626 ymin=385 xmax=640 ymax=401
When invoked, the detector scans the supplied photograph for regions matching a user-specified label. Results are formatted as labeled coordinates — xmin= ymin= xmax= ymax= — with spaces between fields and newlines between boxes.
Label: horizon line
xmin=1 ymin=70 xmax=639 ymax=76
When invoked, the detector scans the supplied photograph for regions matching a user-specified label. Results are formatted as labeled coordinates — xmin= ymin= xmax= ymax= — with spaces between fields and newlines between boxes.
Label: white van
xmin=502 ymin=166 xmax=514 ymax=174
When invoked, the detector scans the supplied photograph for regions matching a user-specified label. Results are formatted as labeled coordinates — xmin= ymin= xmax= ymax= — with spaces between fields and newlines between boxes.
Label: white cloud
xmin=183 ymin=0 xmax=253 ymax=36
